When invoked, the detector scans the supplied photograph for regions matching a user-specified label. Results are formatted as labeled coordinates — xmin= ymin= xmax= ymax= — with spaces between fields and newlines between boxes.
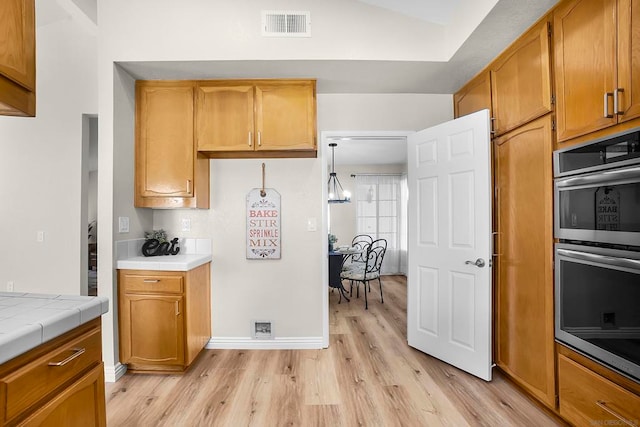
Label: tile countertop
xmin=115 ymin=238 xmax=212 ymax=271
xmin=116 ymin=253 xmax=212 ymax=271
xmin=0 ymin=292 xmax=109 ymax=365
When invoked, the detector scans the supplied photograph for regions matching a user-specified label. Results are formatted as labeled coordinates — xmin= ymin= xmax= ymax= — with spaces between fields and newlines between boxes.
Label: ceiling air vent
xmin=261 ymin=10 xmax=311 ymax=37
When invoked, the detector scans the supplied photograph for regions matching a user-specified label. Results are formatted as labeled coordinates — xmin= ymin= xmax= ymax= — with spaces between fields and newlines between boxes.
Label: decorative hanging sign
xmin=246 ymin=188 xmax=281 ymax=259
xmin=247 ymin=163 xmax=280 ymax=259
xmin=595 ymin=187 xmax=620 ymax=231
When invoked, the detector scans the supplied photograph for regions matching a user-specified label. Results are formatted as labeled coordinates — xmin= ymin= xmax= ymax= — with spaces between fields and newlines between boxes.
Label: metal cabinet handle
xmin=465 ymin=258 xmax=486 ymax=268
xmin=143 ymin=279 xmax=159 ymax=283
xmin=614 ymin=88 xmax=625 ymax=115
xmin=258 ymin=131 xmax=262 ymax=146
xmin=175 ymin=301 xmax=180 ymax=316
xmin=186 ymin=180 xmax=192 ymax=194
xmin=48 ymin=348 xmax=85 ymax=366
xmin=248 ymin=131 xmax=252 ymax=146
xmin=604 ymin=92 xmax=614 ymax=118
xmin=595 ymin=401 xmax=635 ymax=426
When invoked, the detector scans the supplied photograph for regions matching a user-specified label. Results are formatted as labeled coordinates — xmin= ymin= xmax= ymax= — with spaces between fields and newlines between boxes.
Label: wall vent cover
xmin=261 ymin=11 xmax=311 ymax=37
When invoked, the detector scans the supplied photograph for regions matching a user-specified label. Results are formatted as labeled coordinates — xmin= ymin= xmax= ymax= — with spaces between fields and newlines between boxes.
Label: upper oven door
xmin=554 ymin=166 xmax=640 ymax=246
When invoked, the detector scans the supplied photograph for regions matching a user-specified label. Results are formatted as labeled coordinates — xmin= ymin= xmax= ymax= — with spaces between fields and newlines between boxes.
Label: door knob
xmin=465 ymin=258 xmax=485 ymax=268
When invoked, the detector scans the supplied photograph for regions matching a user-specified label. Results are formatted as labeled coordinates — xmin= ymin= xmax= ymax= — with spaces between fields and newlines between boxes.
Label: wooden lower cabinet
xmin=558 ymin=354 xmax=640 ymax=426
xmin=0 ymin=318 xmax=106 ymax=427
xmin=493 ymin=115 xmax=556 ymax=408
xmin=118 ymin=262 xmax=211 ymax=373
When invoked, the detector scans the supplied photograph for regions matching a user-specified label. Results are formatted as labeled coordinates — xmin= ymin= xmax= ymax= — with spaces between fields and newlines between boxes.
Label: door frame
xmin=320 ymin=130 xmax=412 ymax=347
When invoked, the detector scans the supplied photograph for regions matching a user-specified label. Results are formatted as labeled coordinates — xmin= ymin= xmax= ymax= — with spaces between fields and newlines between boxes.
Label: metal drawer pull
xmin=604 ymin=92 xmax=614 ymax=118
xmin=143 ymin=279 xmax=160 ymax=283
xmin=596 ymin=400 xmax=636 ymax=426
xmin=48 ymin=348 xmax=85 ymax=366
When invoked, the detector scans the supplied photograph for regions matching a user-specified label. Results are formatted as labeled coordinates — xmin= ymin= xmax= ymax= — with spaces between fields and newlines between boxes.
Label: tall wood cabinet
xmin=135 ymin=81 xmax=210 ymax=209
xmin=118 ymin=263 xmax=211 ymax=373
xmin=0 ymin=0 xmax=35 ymax=117
xmin=554 ymin=0 xmax=640 ymax=143
xmin=493 ymin=115 xmax=556 ymax=408
xmin=196 ymin=79 xmax=317 ymax=158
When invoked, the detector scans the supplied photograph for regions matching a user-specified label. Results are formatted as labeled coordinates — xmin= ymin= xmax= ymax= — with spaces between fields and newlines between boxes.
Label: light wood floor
xmin=106 ymin=275 xmax=564 ymax=426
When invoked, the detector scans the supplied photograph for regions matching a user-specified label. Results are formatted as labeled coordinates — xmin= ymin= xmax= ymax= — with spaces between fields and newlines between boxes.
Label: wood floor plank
xmin=105 ymin=276 xmax=565 ymax=426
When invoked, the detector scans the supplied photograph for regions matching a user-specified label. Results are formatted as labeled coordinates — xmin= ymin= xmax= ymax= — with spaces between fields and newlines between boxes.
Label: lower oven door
xmin=555 ymin=243 xmax=640 ymax=381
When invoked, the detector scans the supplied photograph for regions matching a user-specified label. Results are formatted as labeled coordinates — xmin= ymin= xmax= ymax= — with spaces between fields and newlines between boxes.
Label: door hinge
xmin=552 ymin=120 xmax=556 ymax=131
xmin=547 ymin=22 xmax=552 ymax=37
xmin=551 ymin=94 xmax=556 ymax=105
xmin=494 ymin=186 xmax=499 ymax=199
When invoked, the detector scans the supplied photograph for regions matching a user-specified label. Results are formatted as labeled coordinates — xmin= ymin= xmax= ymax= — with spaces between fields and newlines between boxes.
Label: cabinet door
xmin=554 ymin=0 xmax=617 ymax=142
xmin=135 ymin=82 xmax=195 ymax=202
xmin=196 ymin=83 xmax=255 ymax=151
xmin=453 ymin=71 xmax=491 ymax=119
xmin=491 ymin=17 xmax=552 ymax=136
xmin=119 ymin=293 xmax=185 ymax=367
xmin=494 ymin=115 xmax=555 ymax=408
xmin=20 ymin=364 xmax=106 ymax=427
xmin=254 ymin=81 xmax=316 ymax=151
xmin=0 ymin=0 xmax=35 ymax=91
xmin=617 ymin=0 xmax=640 ymax=122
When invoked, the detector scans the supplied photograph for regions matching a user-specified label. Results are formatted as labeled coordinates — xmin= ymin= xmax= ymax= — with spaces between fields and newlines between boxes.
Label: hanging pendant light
xmin=327 ymin=143 xmax=351 ymax=203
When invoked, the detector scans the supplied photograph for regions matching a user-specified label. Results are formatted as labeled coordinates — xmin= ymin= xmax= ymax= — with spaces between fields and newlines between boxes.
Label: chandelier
xmin=327 ymin=143 xmax=351 ymax=203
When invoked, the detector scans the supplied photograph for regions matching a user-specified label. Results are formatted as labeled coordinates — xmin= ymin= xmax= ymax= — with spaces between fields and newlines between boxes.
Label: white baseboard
xmin=207 ymin=336 xmax=325 ymax=350
xmin=104 ymin=362 xmax=127 ymax=383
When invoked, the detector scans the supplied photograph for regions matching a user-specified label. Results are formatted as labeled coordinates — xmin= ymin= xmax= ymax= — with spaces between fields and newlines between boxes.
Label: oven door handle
xmin=557 ymin=248 xmax=640 ymax=270
xmin=556 ymin=166 xmax=640 ymax=187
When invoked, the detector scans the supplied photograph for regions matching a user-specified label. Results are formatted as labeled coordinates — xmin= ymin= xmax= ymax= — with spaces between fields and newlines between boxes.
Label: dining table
xmin=328 ymin=246 xmax=364 ymax=302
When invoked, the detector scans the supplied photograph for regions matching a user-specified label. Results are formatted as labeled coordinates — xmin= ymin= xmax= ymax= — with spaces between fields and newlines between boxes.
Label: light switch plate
xmin=118 ymin=216 xmax=129 ymax=233
xmin=307 ymin=217 xmax=317 ymax=232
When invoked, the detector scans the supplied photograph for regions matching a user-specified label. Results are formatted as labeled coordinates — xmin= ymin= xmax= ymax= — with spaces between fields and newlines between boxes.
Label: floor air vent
xmin=261 ymin=11 xmax=311 ymax=37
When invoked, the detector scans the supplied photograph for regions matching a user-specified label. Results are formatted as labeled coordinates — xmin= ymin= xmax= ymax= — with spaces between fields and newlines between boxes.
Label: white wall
xmin=0 ymin=17 xmax=97 ymax=295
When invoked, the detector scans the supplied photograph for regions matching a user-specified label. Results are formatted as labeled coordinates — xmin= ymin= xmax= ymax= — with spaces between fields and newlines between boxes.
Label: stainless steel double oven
xmin=554 ymin=127 xmax=640 ymax=382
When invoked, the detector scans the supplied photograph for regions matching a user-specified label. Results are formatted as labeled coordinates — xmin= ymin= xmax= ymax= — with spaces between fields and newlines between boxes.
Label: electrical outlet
xmin=36 ymin=231 xmax=44 ymax=242
xmin=181 ymin=218 xmax=191 ymax=232
xmin=6 ymin=281 xmax=14 ymax=292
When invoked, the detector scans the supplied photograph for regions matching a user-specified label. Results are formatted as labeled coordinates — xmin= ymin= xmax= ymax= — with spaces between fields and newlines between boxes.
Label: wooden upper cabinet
xmin=494 ymin=115 xmax=555 ymax=409
xmin=255 ymin=80 xmax=316 ymax=151
xmin=135 ymin=81 xmax=209 ymax=209
xmin=453 ymin=71 xmax=491 ymax=119
xmin=0 ymin=0 xmax=35 ymax=116
xmin=196 ymin=83 xmax=255 ymax=152
xmin=196 ymin=79 xmax=317 ymax=158
xmin=617 ymin=0 xmax=640 ymax=122
xmin=554 ymin=0 xmax=640 ymax=142
xmin=490 ymin=16 xmax=552 ymax=136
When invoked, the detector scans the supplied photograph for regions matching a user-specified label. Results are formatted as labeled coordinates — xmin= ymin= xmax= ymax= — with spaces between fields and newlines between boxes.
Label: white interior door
xmin=407 ymin=109 xmax=492 ymax=381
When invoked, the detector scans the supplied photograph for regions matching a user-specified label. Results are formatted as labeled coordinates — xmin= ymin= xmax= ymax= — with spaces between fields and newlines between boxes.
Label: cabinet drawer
xmin=120 ymin=272 xmax=184 ymax=294
xmin=558 ymin=354 xmax=640 ymax=426
xmin=1 ymin=327 xmax=102 ymax=423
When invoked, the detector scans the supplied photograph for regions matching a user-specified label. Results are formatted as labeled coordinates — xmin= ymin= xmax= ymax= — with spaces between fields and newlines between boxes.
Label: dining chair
xmin=342 ymin=234 xmax=373 ymax=272
xmin=340 ymin=242 xmax=386 ymax=309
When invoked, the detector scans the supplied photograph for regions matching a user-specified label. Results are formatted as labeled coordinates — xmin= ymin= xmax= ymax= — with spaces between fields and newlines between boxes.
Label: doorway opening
xmin=81 ymin=114 xmax=98 ymax=296
xmin=321 ymin=131 xmax=411 ymax=343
